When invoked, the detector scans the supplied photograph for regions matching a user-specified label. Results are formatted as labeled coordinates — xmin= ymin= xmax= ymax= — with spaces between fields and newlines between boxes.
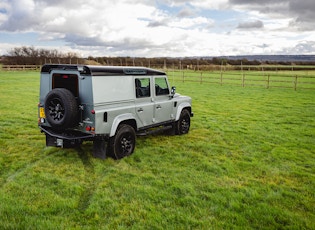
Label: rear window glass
xmin=52 ymin=74 xmax=79 ymax=97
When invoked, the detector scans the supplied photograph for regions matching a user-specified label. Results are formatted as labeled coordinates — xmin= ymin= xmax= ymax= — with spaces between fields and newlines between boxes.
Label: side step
xmin=137 ymin=125 xmax=173 ymax=136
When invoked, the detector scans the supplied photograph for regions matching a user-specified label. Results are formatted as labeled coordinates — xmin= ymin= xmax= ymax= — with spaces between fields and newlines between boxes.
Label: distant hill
xmin=213 ymin=55 xmax=315 ymax=63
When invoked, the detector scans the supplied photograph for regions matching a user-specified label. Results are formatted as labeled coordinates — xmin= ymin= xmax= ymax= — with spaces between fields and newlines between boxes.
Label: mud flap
xmin=46 ymin=133 xmax=57 ymax=147
xmin=93 ymin=138 xmax=107 ymax=159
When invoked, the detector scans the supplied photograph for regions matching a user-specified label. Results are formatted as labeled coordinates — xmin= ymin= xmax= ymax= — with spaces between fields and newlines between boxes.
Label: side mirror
xmin=171 ymin=86 xmax=176 ymax=97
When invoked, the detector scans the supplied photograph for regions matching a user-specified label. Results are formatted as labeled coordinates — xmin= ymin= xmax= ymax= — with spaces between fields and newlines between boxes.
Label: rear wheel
xmin=109 ymin=124 xmax=136 ymax=159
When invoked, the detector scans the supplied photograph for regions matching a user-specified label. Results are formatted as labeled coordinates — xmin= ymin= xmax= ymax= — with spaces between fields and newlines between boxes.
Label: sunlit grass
xmin=0 ymin=70 xmax=314 ymax=229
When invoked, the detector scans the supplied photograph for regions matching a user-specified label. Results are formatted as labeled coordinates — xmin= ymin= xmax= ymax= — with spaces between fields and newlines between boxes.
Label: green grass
xmin=0 ymin=70 xmax=314 ymax=229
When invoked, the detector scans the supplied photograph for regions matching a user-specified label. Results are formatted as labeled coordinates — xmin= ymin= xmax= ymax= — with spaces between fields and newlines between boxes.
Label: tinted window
xmin=135 ymin=78 xmax=151 ymax=98
xmin=52 ymin=74 xmax=78 ymax=97
xmin=155 ymin=77 xmax=169 ymax=96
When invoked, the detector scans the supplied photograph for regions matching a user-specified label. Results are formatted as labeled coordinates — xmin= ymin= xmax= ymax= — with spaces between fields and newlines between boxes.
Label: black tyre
xmin=44 ymin=88 xmax=78 ymax=129
xmin=175 ymin=109 xmax=191 ymax=135
xmin=109 ymin=124 xmax=136 ymax=160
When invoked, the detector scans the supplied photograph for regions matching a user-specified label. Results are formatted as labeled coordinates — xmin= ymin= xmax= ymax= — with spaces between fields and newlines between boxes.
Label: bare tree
xmin=3 ymin=46 xmax=83 ymax=65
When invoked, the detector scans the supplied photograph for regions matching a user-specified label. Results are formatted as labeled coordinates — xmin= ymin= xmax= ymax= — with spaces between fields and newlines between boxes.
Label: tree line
xmin=1 ymin=46 xmax=84 ymax=65
xmin=86 ymin=56 xmax=262 ymax=69
xmin=2 ymin=46 xmax=315 ymax=69
xmin=86 ymin=56 xmax=315 ymax=70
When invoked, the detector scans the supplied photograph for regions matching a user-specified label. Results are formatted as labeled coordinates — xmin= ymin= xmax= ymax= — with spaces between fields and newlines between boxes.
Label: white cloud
xmin=0 ymin=0 xmax=314 ymax=56
xmin=169 ymin=17 xmax=214 ymax=29
xmin=190 ymin=0 xmax=230 ymax=10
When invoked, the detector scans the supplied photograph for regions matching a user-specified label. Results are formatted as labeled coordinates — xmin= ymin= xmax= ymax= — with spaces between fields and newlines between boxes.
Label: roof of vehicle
xmin=41 ymin=64 xmax=166 ymax=76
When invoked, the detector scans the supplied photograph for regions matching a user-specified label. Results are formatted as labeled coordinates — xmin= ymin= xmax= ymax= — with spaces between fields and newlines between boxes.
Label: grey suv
xmin=38 ymin=64 xmax=193 ymax=159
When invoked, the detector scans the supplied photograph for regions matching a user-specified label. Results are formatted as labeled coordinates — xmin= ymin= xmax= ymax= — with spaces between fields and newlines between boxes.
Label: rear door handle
xmin=137 ymin=108 xmax=143 ymax=112
xmin=156 ymin=105 xmax=162 ymax=109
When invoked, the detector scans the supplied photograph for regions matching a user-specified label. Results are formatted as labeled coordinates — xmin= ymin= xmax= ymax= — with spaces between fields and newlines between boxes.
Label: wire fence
xmin=2 ymin=64 xmax=315 ymax=90
xmin=1 ymin=65 xmax=42 ymax=71
xmin=165 ymin=67 xmax=315 ymax=90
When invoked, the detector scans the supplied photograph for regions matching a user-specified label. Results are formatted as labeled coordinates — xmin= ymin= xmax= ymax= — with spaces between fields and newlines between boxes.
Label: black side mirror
xmin=171 ymin=86 xmax=176 ymax=97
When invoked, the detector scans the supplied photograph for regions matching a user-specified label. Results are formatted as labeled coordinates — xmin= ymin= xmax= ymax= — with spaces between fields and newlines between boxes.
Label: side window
xmin=155 ymin=77 xmax=170 ymax=96
xmin=135 ymin=78 xmax=151 ymax=98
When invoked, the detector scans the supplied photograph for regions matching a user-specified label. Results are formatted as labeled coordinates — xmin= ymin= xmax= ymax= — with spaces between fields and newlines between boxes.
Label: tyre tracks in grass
xmin=0 ymin=143 xmax=109 ymax=215
xmin=0 ymin=147 xmax=60 ymax=189
xmin=76 ymin=146 xmax=110 ymax=213
xmin=76 ymin=147 xmax=97 ymax=212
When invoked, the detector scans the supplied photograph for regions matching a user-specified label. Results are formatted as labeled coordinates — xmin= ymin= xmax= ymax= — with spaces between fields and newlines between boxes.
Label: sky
xmin=0 ymin=0 xmax=315 ymax=57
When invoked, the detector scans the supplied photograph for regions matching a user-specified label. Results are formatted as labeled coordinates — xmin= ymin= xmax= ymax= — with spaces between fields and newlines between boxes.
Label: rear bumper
xmin=39 ymin=125 xmax=108 ymax=159
xmin=39 ymin=126 xmax=95 ymax=140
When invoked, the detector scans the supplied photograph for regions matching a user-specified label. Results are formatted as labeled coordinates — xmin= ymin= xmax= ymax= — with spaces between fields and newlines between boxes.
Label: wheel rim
xmin=181 ymin=115 xmax=190 ymax=133
xmin=119 ymin=133 xmax=134 ymax=155
xmin=48 ymin=98 xmax=65 ymax=121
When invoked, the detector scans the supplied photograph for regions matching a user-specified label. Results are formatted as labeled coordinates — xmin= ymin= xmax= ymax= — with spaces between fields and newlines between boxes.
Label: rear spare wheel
xmin=44 ymin=88 xmax=79 ymax=129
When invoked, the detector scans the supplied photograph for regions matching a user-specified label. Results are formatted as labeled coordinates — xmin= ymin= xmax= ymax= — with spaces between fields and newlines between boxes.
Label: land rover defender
xmin=38 ymin=64 xmax=193 ymax=159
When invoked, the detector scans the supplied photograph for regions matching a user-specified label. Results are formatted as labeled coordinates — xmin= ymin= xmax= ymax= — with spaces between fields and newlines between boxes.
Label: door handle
xmin=156 ymin=105 xmax=162 ymax=109
xmin=137 ymin=108 xmax=143 ymax=112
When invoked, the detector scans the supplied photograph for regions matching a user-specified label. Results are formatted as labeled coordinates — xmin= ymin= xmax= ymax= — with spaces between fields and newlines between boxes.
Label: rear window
xmin=52 ymin=74 xmax=79 ymax=97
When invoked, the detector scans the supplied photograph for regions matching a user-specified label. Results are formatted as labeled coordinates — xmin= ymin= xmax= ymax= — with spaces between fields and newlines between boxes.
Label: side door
xmin=134 ymin=77 xmax=154 ymax=127
xmin=153 ymin=76 xmax=174 ymax=123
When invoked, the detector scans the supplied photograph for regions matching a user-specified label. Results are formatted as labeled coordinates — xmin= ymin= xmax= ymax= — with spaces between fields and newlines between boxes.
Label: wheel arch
xmin=175 ymin=102 xmax=192 ymax=121
xmin=110 ymin=113 xmax=137 ymax=137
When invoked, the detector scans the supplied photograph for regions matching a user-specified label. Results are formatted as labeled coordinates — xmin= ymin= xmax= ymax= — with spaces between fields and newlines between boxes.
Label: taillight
xmin=86 ymin=126 xmax=95 ymax=132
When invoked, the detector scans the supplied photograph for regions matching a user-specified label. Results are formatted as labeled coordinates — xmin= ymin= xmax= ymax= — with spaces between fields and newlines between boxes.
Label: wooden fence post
xmin=267 ymin=74 xmax=270 ymax=89
xmin=242 ymin=74 xmax=245 ymax=87
xmin=294 ymin=75 xmax=298 ymax=91
xmin=200 ymin=72 xmax=203 ymax=84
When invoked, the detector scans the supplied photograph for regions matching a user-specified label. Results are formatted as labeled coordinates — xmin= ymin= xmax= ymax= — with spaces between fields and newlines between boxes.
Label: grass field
xmin=0 ymin=70 xmax=314 ymax=229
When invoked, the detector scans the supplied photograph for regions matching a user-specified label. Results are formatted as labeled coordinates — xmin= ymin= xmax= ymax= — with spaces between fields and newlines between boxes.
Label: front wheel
xmin=175 ymin=109 xmax=191 ymax=135
xmin=109 ymin=124 xmax=136 ymax=160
